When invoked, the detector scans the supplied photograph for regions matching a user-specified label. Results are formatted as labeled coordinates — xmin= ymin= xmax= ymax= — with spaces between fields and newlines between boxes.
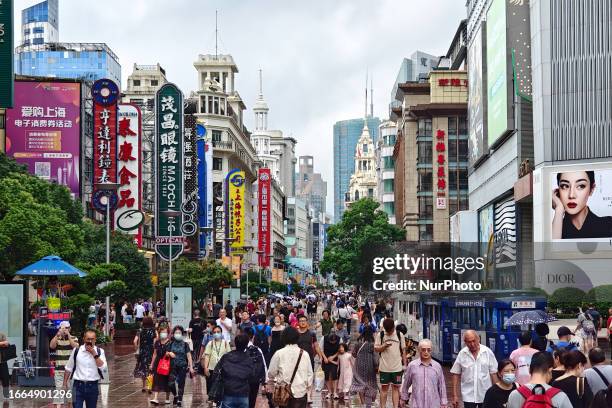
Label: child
xmin=336 ymin=343 xmax=353 ymax=401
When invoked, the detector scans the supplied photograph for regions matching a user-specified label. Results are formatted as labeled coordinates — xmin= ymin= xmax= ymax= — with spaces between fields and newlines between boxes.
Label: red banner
xmin=258 ymin=168 xmax=272 ymax=267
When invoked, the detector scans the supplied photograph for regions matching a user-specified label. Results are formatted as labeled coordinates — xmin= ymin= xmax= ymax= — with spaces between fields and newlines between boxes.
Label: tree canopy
xmin=319 ymin=198 xmax=404 ymax=285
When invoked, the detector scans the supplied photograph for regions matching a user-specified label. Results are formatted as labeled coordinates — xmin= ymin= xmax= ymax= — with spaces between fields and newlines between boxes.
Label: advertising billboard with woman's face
xmin=551 ymin=169 xmax=612 ymax=240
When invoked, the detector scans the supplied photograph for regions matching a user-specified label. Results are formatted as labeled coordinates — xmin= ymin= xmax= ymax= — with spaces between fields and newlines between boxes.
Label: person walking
xmin=585 ymin=304 xmax=602 ymax=346
xmin=332 ymin=319 xmax=350 ymax=345
xmin=400 ymin=339 xmax=447 ymax=408
xmin=216 ymin=309 xmax=233 ymax=342
xmin=268 ymin=327 xmax=314 ymax=408
xmin=133 ymin=316 xmax=156 ymax=392
xmin=450 ymin=330 xmax=498 ymax=408
xmin=316 ymin=310 xmax=334 ymax=337
xmin=375 ymin=318 xmax=406 ymax=408
xmin=149 ymin=326 xmax=172 ymax=405
xmin=245 ymin=328 xmax=268 ymax=408
xmin=576 ymin=307 xmax=598 ymax=354
xmin=269 ymin=315 xmax=286 ymax=358
xmin=134 ymin=300 xmax=146 ymax=323
xmin=551 ymin=350 xmax=594 ymax=408
xmin=0 ymin=331 xmax=10 ymax=399
xmin=546 ymin=326 xmax=579 ymax=352
xmin=508 ymin=331 xmax=538 ymax=386
xmin=483 ymin=359 xmax=517 ymax=408
xmin=507 ymin=352 xmax=573 ymax=408
xmin=63 ymin=329 xmax=107 ymax=408
xmin=252 ymin=315 xmax=271 ymax=365
xmin=585 ymin=348 xmax=612 ymax=395
xmin=202 ymin=325 xmax=231 ymax=403
xmin=336 ymin=343 xmax=353 ymax=401
xmin=219 ymin=333 xmax=255 ymax=408
xmin=49 ymin=321 xmax=78 ymax=407
xmin=188 ymin=309 xmax=205 ymax=364
xmin=296 ymin=314 xmax=323 ymax=404
xmin=167 ymin=326 xmax=195 ymax=407
xmin=349 ymin=326 xmax=378 ymax=408
xmin=239 ymin=311 xmax=254 ymax=334
xmin=320 ymin=333 xmax=341 ymax=400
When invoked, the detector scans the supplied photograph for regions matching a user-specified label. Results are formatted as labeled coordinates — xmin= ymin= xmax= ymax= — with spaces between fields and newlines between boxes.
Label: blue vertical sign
xmin=196 ymin=123 xmax=207 ymax=258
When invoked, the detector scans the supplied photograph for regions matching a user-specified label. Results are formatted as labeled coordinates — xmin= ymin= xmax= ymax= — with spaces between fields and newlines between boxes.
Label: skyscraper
xmin=296 ymin=155 xmax=327 ymax=218
xmin=14 ymin=0 xmax=121 ymax=84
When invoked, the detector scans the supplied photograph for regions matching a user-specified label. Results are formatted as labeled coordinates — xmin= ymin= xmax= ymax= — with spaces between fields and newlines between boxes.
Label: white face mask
xmin=160 ymin=332 xmax=168 ymax=340
xmin=174 ymin=333 xmax=183 ymax=341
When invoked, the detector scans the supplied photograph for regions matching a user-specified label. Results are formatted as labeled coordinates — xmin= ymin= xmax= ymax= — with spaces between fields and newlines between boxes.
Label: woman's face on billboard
xmin=557 ymin=171 xmax=594 ymax=215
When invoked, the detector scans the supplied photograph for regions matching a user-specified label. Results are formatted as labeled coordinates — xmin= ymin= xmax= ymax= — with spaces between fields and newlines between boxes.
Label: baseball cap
xmin=59 ymin=321 xmax=71 ymax=329
xmin=557 ymin=326 xmax=574 ymax=337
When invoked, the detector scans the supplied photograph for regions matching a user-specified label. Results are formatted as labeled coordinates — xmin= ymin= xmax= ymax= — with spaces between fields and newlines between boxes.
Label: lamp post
xmin=161 ymin=210 xmax=181 ymax=327
xmin=241 ymin=246 xmax=254 ymax=299
xmin=96 ymin=182 xmax=120 ymax=337
xmin=256 ymin=250 xmax=265 ymax=285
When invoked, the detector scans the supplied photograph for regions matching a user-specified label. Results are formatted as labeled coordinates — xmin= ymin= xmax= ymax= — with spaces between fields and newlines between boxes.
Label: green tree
xmin=160 ymin=259 xmax=233 ymax=304
xmin=319 ymin=198 xmax=404 ymax=285
xmin=548 ymin=287 xmax=586 ymax=313
xmin=0 ymin=155 xmax=84 ymax=280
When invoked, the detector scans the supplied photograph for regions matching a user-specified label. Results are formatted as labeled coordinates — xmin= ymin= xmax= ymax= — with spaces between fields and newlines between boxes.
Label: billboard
xmin=258 ymin=168 xmax=272 ymax=267
xmin=225 ymin=169 xmax=246 ymax=255
xmin=486 ymin=0 xmax=512 ymax=146
xmin=165 ymin=287 xmax=192 ymax=329
xmin=114 ymin=104 xmax=142 ymax=245
xmin=196 ymin=123 xmax=213 ymax=258
xmin=182 ymin=114 xmax=198 ymax=256
xmin=468 ymin=22 xmax=487 ymax=166
xmin=6 ymin=81 xmax=81 ymax=197
xmin=550 ymin=168 xmax=612 ymax=240
xmin=479 ymin=204 xmax=494 ymax=258
xmin=0 ymin=0 xmax=14 ymax=107
xmin=155 ymin=83 xmax=184 ymax=261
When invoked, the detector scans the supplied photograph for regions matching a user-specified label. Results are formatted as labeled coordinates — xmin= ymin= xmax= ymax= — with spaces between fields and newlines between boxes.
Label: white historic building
xmin=345 ymin=119 xmax=378 ymax=207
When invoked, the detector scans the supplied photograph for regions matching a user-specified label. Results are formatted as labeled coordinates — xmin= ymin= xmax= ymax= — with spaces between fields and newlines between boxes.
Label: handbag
xmin=273 ymin=349 xmax=304 ymax=407
xmin=0 ymin=344 xmax=17 ymax=362
xmin=145 ymin=374 xmax=154 ymax=390
xmin=156 ymin=356 xmax=171 ymax=376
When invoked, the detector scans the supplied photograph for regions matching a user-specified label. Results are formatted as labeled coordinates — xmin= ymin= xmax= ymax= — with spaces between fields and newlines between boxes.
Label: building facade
xmin=376 ymin=120 xmax=397 ymax=223
xmin=193 ymin=54 xmax=259 ymax=259
xmin=389 ymin=51 xmax=439 ymax=114
xmin=395 ymin=71 xmax=469 ymax=242
xmin=345 ymin=120 xmax=377 ymax=207
xmin=20 ymin=0 xmax=58 ymax=48
xmin=286 ymin=197 xmax=311 ymax=258
xmin=296 ymin=155 xmax=327 ymax=218
xmin=333 ymin=116 xmax=380 ymax=222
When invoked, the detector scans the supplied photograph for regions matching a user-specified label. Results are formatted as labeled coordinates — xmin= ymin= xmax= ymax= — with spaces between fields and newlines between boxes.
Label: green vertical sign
xmin=0 ymin=0 xmax=14 ymax=108
xmin=155 ymin=83 xmax=184 ymax=261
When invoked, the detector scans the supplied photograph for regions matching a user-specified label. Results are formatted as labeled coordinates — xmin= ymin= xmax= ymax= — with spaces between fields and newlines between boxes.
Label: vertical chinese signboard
xmin=92 ymin=79 xmax=120 ymax=211
xmin=0 ymin=0 xmax=14 ymax=108
xmin=114 ymin=103 xmax=142 ymax=245
xmin=258 ymin=168 xmax=271 ymax=267
xmin=225 ymin=168 xmax=245 ymax=255
xmin=181 ymin=113 xmax=198 ymax=256
xmin=155 ymin=83 xmax=184 ymax=261
xmin=6 ymin=81 xmax=81 ymax=196
xmin=435 ymin=129 xmax=447 ymax=209
xmin=197 ymin=122 xmax=213 ymax=258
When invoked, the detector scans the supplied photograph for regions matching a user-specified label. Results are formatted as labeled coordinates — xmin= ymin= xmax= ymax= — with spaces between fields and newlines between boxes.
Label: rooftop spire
xmin=365 ymin=69 xmax=368 ymax=118
xmin=370 ymin=74 xmax=374 ymax=118
xmin=215 ymin=10 xmax=218 ymax=60
xmin=258 ymin=68 xmax=263 ymax=98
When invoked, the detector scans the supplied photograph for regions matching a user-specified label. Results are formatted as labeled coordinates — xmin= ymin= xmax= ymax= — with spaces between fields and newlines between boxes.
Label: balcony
xmin=212 ymin=140 xmax=234 ymax=151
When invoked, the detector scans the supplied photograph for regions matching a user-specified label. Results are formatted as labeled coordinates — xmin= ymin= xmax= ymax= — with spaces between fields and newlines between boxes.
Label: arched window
xmin=355 ymin=190 xmax=360 ymax=201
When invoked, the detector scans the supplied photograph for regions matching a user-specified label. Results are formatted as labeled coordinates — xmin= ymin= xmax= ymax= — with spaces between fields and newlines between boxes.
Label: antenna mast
xmin=365 ymin=70 xmax=368 ymax=118
xmin=215 ymin=10 xmax=218 ymax=60
xmin=370 ymin=74 xmax=374 ymax=118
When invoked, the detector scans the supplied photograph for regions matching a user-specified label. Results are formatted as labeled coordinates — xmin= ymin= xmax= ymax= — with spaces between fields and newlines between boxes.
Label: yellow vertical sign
xmin=228 ymin=170 xmax=246 ymax=253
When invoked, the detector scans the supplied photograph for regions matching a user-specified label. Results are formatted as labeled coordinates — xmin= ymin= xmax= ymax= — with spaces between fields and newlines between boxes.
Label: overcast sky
xmin=15 ymin=0 xmax=466 ymax=216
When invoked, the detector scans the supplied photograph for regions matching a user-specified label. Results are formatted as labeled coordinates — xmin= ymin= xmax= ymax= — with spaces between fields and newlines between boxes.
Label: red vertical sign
xmin=258 ymin=168 xmax=272 ymax=267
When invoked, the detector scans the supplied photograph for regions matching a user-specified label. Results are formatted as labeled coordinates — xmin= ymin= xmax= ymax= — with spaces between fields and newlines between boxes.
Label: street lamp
xmin=242 ymin=246 xmax=254 ymax=299
xmin=256 ymin=250 xmax=265 ymax=285
xmin=96 ymin=182 xmax=120 ymax=337
xmin=161 ymin=210 xmax=181 ymax=327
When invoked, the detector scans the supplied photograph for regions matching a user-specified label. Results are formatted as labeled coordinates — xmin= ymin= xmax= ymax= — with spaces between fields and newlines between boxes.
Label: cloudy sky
xmin=15 ymin=0 xmax=465 ymax=216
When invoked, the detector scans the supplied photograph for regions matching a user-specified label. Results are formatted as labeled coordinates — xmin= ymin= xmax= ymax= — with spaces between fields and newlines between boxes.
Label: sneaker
xmin=149 ymin=399 xmax=159 ymax=405
xmin=164 ymin=400 xmax=171 ymax=405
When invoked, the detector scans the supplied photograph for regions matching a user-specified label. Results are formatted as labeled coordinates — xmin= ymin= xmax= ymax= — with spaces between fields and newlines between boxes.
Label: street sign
xmin=154 ymin=83 xmax=184 ymax=261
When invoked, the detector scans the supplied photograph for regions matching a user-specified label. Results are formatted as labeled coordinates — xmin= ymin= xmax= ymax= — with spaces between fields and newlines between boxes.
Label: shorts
xmin=323 ymin=363 xmax=338 ymax=381
xmin=379 ymin=371 xmax=403 ymax=385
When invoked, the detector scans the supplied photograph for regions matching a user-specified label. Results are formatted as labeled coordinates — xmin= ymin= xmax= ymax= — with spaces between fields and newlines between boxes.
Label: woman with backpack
xmin=552 ymin=350 xmax=594 ymax=408
xmin=576 ymin=308 xmax=597 ymax=354
xmin=483 ymin=359 xmax=518 ymax=408
xmin=203 ymin=325 xmax=231 ymax=403
xmin=349 ymin=326 xmax=378 ymax=408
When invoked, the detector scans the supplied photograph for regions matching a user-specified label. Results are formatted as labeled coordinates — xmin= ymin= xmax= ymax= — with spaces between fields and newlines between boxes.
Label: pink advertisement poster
xmin=5 ymin=81 xmax=81 ymax=197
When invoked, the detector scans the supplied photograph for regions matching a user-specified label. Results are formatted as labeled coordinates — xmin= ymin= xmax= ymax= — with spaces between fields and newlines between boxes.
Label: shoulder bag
xmin=273 ymin=349 xmax=304 ymax=407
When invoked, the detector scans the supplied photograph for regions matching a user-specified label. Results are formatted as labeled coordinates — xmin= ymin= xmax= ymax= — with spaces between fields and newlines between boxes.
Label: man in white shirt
xmin=134 ymin=300 xmax=145 ymax=323
xmin=268 ymin=327 xmax=313 ymax=407
xmin=450 ymin=330 xmax=497 ymax=408
xmin=63 ymin=330 xmax=107 ymax=408
xmin=216 ymin=309 xmax=233 ymax=342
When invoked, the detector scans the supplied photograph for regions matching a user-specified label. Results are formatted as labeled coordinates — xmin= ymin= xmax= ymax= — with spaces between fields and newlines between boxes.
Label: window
xmin=417 ymin=141 xmax=432 ymax=164
xmin=24 ymin=29 xmax=30 ymax=35
xmin=418 ymin=170 xmax=433 ymax=191
xmin=383 ymin=202 xmax=395 ymax=215
xmin=355 ymin=191 xmax=360 ymax=200
xmin=383 ymin=179 xmax=394 ymax=193
xmin=363 ymin=144 xmax=368 ymax=153
xmin=421 ymin=57 xmax=428 ymax=66
xmin=368 ymin=188 xmax=374 ymax=198
xmin=212 ymin=130 xmax=222 ymax=142
xmin=419 ymin=224 xmax=433 ymax=241
xmin=303 ymin=174 xmax=308 ymax=181
xmin=448 ymin=117 xmax=457 ymax=137
xmin=459 ymin=116 xmax=468 ymax=136
xmin=133 ymin=79 xmax=141 ymax=86
xmin=212 ymin=158 xmax=223 ymax=171
xmin=33 ymin=38 xmax=44 ymax=45
xmin=418 ymin=119 xmax=432 ymax=137
xmin=418 ymin=196 xmax=433 ymax=219
xmin=151 ymin=79 xmax=158 ymax=86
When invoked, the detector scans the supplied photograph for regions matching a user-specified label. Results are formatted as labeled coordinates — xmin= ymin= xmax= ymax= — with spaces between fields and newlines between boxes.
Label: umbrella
xmin=16 ymin=255 xmax=87 ymax=278
xmin=505 ymin=310 xmax=557 ymax=327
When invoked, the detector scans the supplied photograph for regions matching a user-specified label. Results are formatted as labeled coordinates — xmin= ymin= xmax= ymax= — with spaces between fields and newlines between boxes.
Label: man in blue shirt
xmin=546 ymin=326 xmax=579 ymax=352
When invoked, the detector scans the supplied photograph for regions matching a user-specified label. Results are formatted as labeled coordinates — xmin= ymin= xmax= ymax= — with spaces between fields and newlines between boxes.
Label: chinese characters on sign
xmin=181 ymin=114 xmax=199 ymax=255
xmin=155 ymin=83 xmax=184 ymax=261
xmin=196 ymin=122 xmax=214 ymax=259
xmin=258 ymin=169 xmax=272 ymax=267
xmin=436 ymin=129 xmax=447 ymax=209
xmin=114 ymin=104 xmax=142 ymax=246
xmin=438 ymin=78 xmax=468 ymax=87
xmin=225 ymin=169 xmax=245 ymax=255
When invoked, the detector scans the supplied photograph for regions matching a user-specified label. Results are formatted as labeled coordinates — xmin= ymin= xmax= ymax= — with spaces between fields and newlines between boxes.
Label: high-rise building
xmin=285 ymin=197 xmax=311 ymax=258
xmin=345 ymin=120 xmax=377 ymax=208
xmin=296 ymin=155 xmax=327 ymax=218
xmin=14 ymin=0 xmax=121 ymax=84
xmin=122 ymin=63 xmax=168 ymax=251
xmin=333 ymin=116 xmax=380 ymax=222
xmin=250 ymin=70 xmax=297 ymax=196
xmin=193 ymin=54 xmax=259 ymax=259
xmin=389 ymin=51 xmax=439 ymax=114
xmin=376 ymin=120 xmax=397 ymax=224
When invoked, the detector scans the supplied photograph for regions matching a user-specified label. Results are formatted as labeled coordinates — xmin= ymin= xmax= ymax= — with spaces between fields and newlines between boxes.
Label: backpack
xmin=517 ymin=384 xmax=561 ymax=408
xmin=380 ymin=330 xmax=403 ymax=358
xmin=69 ymin=346 xmax=104 ymax=380
xmin=254 ymin=326 xmax=269 ymax=353
xmin=581 ymin=314 xmax=597 ymax=336
xmin=247 ymin=345 xmax=266 ymax=385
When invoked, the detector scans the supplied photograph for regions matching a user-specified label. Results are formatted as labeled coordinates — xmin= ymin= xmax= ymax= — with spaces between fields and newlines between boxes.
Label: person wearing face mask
xmin=150 ymin=326 xmax=172 ymax=405
xmin=167 ymin=326 xmax=195 ymax=407
xmin=507 ymin=352 xmax=572 ymax=408
xmin=203 ymin=325 xmax=231 ymax=402
xmin=551 ymin=350 xmax=594 ymax=408
xmin=269 ymin=315 xmax=286 ymax=359
xmin=483 ymin=359 xmax=517 ymax=408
